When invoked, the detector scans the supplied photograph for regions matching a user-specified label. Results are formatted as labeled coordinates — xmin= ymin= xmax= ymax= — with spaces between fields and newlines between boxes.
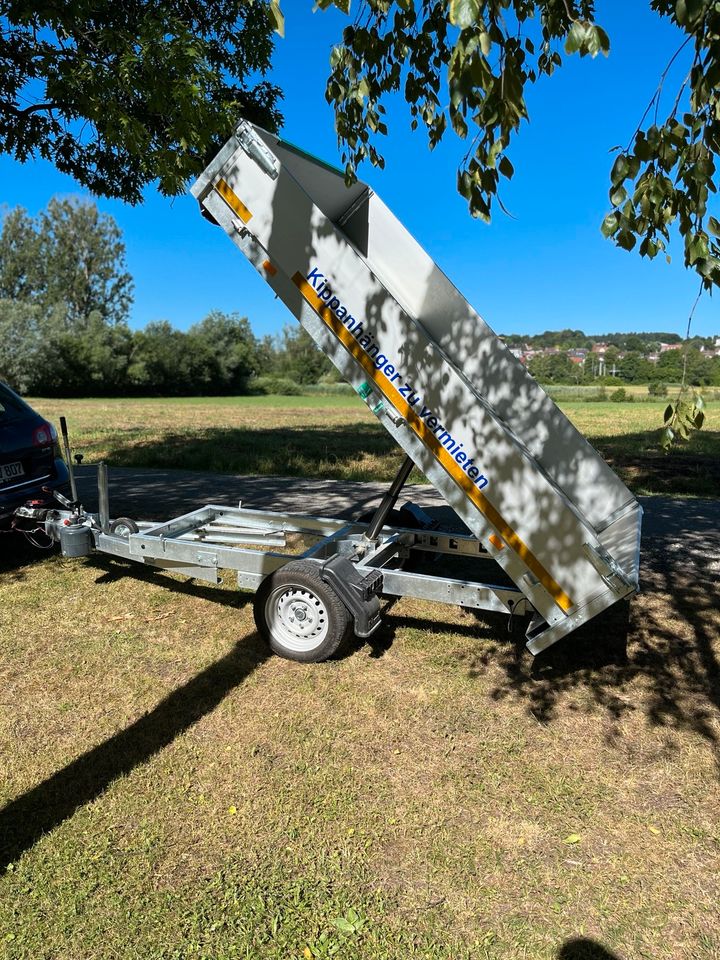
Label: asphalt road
xmin=72 ymin=464 xmax=720 ymax=578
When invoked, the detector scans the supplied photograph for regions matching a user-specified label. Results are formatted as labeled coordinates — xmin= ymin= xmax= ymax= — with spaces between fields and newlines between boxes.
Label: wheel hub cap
xmin=265 ymin=586 xmax=329 ymax=653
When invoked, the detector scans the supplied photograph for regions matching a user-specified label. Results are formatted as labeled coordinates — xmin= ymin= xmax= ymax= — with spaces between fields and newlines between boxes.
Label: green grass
xmin=29 ymin=394 xmax=720 ymax=497
xmin=1 ymin=534 xmax=719 ymax=959
xmin=3 ymin=395 xmax=720 ymax=957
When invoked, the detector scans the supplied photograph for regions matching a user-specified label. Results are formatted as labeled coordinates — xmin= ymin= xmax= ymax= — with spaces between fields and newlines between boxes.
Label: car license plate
xmin=0 ymin=461 xmax=24 ymax=483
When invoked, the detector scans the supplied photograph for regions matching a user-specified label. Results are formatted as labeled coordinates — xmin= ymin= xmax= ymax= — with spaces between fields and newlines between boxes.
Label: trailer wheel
xmin=109 ymin=517 xmax=139 ymax=537
xmin=254 ymin=560 xmax=352 ymax=663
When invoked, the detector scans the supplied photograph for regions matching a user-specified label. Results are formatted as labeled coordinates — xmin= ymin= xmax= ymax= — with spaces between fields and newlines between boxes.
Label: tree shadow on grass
xmin=457 ymin=548 xmax=720 ymax=774
xmin=590 ymin=428 xmax=720 ymax=498
xmin=96 ymin=424 xmax=720 ymax=497
xmin=0 ymin=632 xmax=269 ymax=875
xmin=4 ymin=422 xmax=718 ymax=873
xmin=100 ymin=423 xmax=402 ymax=482
xmin=366 ymin=492 xmax=720 ymax=775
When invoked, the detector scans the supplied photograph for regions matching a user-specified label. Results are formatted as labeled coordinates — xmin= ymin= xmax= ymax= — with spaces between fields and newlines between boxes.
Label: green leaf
xmin=625 ymin=155 xmax=641 ymax=178
xmin=616 ymin=230 xmax=636 ymax=251
xmin=458 ymin=169 xmax=472 ymax=199
xmin=708 ymin=216 xmax=720 ymax=238
xmin=675 ymin=0 xmax=705 ymax=26
xmin=269 ymin=0 xmax=285 ymax=37
xmin=687 ymin=233 xmax=709 ymax=264
xmin=565 ymin=22 xmax=586 ymax=55
xmin=664 ymin=403 xmax=674 ymax=423
xmin=661 ymin=426 xmax=674 ymax=450
xmin=601 ymin=212 xmax=619 ymax=237
xmin=486 ymin=138 xmax=503 ymax=168
xmin=449 ymin=0 xmax=480 ymax=30
xmin=451 ymin=110 xmax=468 ymax=138
xmin=611 ymin=155 xmax=629 ymax=186
xmin=694 ymin=410 xmax=705 ymax=429
xmin=332 ymin=918 xmax=356 ymax=935
xmin=563 ymin=833 xmax=582 ymax=845
xmin=498 ymin=155 xmax=514 ymax=179
xmin=595 ymin=25 xmax=611 ymax=56
xmin=470 ymin=197 xmax=491 ymax=222
xmin=585 ymin=25 xmax=603 ymax=57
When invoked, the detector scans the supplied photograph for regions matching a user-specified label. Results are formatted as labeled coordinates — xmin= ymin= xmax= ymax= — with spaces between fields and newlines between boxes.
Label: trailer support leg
xmin=59 ymin=415 xmax=79 ymax=504
xmin=364 ymin=455 xmax=415 ymax=541
xmin=97 ymin=462 xmax=110 ymax=534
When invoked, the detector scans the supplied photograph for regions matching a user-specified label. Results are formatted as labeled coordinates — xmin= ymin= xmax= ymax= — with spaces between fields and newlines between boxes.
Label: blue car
xmin=0 ymin=381 xmax=70 ymax=522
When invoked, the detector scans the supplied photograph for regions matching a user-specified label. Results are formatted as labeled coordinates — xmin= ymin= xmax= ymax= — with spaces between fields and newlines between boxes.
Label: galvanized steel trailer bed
xmin=28 ymin=120 xmax=641 ymax=660
xmin=35 ymin=459 xmax=529 ymax=661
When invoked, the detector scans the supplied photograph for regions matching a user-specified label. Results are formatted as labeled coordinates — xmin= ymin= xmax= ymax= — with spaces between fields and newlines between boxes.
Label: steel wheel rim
xmin=265 ymin=585 xmax=329 ymax=652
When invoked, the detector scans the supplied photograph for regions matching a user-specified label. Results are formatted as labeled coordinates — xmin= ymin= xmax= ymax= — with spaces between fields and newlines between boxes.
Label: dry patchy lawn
xmin=4 ymin=394 xmax=718 ymax=957
xmin=1 ymin=533 xmax=719 ymax=960
xmin=28 ymin=395 xmax=720 ymax=497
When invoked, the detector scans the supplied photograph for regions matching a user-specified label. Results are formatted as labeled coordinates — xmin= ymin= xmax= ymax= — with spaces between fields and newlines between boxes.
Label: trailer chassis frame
xmin=95 ymin=503 xmax=526 ymax=617
xmin=38 ymin=463 xmax=531 ymax=652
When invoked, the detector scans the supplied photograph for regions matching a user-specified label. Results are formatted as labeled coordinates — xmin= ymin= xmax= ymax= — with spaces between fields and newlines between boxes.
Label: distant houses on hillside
xmin=502 ymin=337 xmax=720 ymax=370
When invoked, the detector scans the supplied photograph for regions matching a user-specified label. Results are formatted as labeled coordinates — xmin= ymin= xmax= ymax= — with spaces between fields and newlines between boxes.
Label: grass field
xmin=29 ymin=394 xmax=720 ymax=497
xmin=1 ymin=526 xmax=719 ymax=959
xmin=2 ymin=396 xmax=720 ymax=957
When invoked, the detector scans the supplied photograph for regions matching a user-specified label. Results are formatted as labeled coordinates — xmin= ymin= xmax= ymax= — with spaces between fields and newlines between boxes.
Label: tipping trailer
xmin=22 ymin=121 xmax=641 ymax=661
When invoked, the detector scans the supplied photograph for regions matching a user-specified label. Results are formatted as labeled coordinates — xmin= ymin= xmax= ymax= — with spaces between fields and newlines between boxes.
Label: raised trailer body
xmin=188 ymin=122 xmax=641 ymax=654
xmin=23 ymin=122 xmax=640 ymax=660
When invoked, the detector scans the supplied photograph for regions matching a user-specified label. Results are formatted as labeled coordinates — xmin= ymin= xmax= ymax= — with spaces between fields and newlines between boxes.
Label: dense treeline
xmin=0 ymin=198 xmax=335 ymax=396
xmin=1 ymin=199 xmax=718 ymax=396
xmin=504 ymin=329 xmax=686 ymax=351
xmin=0 ymin=296 xmax=336 ymax=397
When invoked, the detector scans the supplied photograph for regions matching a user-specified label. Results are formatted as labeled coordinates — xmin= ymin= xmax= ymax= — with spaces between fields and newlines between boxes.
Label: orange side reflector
xmin=214 ymin=178 xmax=253 ymax=224
xmin=262 ymin=259 xmax=278 ymax=277
xmin=488 ymin=533 xmax=505 ymax=550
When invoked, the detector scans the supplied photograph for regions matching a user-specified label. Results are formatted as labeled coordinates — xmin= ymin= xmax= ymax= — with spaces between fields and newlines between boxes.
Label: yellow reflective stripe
xmin=215 ymin=178 xmax=253 ymax=223
xmin=292 ymin=271 xmax=574 ymax=613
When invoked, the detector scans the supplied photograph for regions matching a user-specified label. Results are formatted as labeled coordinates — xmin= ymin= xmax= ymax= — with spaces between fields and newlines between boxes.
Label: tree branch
xmin=561 ymin=0 xmax=576 ymax=23
xmin=6 ymin=101 xmax=64 ymax=118
xmin=626 ymin=33 xmax=693 ymax=151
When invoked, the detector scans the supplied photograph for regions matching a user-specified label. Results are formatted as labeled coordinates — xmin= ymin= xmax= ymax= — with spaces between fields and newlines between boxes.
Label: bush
xmin=648 ymin=381 xmax=668 ymax=397
xmin=610 ymin=387 xmax=631 ymax=402
xmin=247 ymin=376 xmax=303 ymax=396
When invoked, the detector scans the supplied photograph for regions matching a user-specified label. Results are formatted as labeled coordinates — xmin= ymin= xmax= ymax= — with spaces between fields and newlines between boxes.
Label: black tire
xmin=253 ymin=560 xmax=353 ymax=663
xmin=109 ymin=517 xmax=139 ymax=537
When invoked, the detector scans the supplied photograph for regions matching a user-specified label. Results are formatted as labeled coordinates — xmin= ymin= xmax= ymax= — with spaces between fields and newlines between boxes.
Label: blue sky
xmin=0 ymin=3 xmax=717 ymax=339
